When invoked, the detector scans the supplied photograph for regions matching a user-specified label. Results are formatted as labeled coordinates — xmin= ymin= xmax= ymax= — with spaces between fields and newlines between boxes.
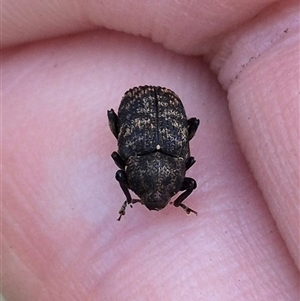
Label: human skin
xmin=2 ymin=0 xmax=299 ymax=300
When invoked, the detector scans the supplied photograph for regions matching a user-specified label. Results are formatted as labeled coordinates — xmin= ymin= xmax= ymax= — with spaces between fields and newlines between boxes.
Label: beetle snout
xmin=145 ymin=203 xmax=163 ymax=211
xmin=143 ymin=194 xmax=169 ymax=211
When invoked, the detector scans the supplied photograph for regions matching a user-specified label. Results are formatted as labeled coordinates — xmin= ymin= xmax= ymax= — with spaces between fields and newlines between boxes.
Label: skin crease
xmin=2 ymin=0 xmax=299 ymax=300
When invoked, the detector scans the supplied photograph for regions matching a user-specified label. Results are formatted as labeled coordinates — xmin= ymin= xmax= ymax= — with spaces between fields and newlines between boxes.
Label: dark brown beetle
xmin=108 ymin=86 xmax=199 ymax=220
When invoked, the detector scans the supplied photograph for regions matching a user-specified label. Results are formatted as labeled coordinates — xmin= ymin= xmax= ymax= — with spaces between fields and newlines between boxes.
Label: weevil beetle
xmin=108 ymin=86 xmax=199 ymax=220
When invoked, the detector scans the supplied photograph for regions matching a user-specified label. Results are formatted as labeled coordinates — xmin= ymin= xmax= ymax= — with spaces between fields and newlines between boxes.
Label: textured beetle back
xmin=117 ymin=86 xmax=190 ymax=160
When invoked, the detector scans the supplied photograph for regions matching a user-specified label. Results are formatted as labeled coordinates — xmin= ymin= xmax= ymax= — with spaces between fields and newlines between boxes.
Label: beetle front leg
xmin=173 ymin=177 xmax=197 ymax=215
xmin=115 ymin=170 xmax=133 ymax=220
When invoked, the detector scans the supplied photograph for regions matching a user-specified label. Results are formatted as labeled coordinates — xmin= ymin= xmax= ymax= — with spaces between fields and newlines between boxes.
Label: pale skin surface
xmin=2 ymin=0 xmax=299 ymax=300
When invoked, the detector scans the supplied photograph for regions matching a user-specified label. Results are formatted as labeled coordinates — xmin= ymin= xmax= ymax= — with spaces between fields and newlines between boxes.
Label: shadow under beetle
xmin=108 ymin=86 xmax=199 ymax=220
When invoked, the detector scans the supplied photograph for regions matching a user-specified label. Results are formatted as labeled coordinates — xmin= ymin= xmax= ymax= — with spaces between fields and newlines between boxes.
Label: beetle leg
xmin=187 ymin=118 xmax=200 ymax=141
xmin=115 ymin=170 xmax=132 ymax=220
xmin=107 ymin=109 xmax=119 ymax=139
xmin=173 ymin=177 xmax=197 ymax=215
xmin=185 ymin=156 xmax=196 ymax=171
xmin=111 ymin=151 xmax=126 ymax=170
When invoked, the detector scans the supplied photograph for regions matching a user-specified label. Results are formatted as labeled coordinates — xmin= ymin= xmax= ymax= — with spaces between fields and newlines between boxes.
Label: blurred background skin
xmin=2 ymin=0 xmax=299 ymax=300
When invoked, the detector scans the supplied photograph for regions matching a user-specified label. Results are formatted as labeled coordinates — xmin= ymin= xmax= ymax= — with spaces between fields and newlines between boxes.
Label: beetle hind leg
xmin=107 ymin=109 xmax=119 ymax=139
xmin=185 ymin=156 xmax=196 ymax=171
xmin=187 ymin=118 xmax=200 ymax=141
xmin=173 ymin=177 xmax=197 ymax=215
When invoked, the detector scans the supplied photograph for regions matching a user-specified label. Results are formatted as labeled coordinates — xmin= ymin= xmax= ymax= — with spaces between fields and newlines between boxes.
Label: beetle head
xmin=126 ymin=152 xmax=186 ymax=211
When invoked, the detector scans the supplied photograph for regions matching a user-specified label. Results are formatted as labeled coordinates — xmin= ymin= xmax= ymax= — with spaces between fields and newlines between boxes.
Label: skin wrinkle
xmin=3 ymin=0 xmax=277 ymax=51
xmin=207 ymin=1 xmax=299 ymax=269
xmin=209 ymin=1 xmax=298 ymax=89
xmin=227 ymin=49 xmax=299 ymax=267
